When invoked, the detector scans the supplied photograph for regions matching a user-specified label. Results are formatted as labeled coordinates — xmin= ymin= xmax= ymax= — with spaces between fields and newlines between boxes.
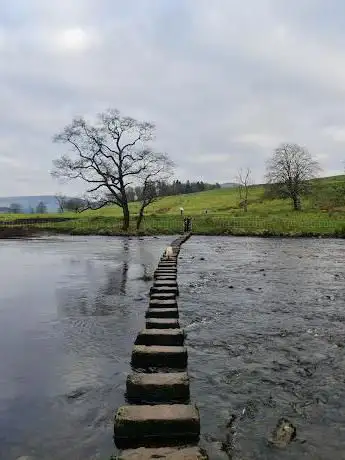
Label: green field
xmin=1 ymin=175 xmax=345 ymax=237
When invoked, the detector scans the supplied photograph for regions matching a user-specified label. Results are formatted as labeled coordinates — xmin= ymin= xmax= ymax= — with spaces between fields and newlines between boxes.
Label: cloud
xmin=0 ymin=0 xmax=345 ymax=195
xmin=323 ymin=126 xmax=345 ymax=143
xmin=51 ymin=27 xmax=101 ymax=53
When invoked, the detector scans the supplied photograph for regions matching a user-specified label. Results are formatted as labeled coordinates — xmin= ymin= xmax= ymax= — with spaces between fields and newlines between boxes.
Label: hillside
xmin=81 ymin=174 xmax=345 ymax=217
xmin=2 ymin=175 xmax=343 ymax=219
xmin=1 ymin=175 xmax=345 ymax=238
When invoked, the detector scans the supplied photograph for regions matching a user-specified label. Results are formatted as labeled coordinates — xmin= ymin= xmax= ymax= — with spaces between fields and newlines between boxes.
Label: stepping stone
xmin=114 ymin=404 xmax=200 ymax=448
xmin=150 ymin=286 xmax=179 ymax=295
xmin=154 ymin=272 xmax=177 ymax=278
xmin=154 ymin=274 xmax=177 ymax=279
xmin=126 ymin=372 xmax=189 ymax=403
xmin=155 ymin=266 xmax=177 ymax=271
xmin=154 ymin=268 xmax=177 ymax=273
xmin=154 ymin=280 xmax=178 ymax=287
xmin=150 ymin=292 xmax=177 ymax=301
xmin=145 ymin=308 xmax=179 ymax=319
xmin=151 ymin=284 xmax=178 ymax=290
xmin=158 ymin=263 xmax=177 ymax=268
xmin=146 ymin=318 xmax=179 ymax=329
xmin=131 ymin=345 xmax=188 ymax=369
xmin=149 ymin=299 xmax=177 ymax=308
xmin=154 ymin=277 xmax=177 ymax=283
xmin=117 ymin=446 xmax=207 ymax=460
xmin=135 ymin=328 xmax=184 ymax=346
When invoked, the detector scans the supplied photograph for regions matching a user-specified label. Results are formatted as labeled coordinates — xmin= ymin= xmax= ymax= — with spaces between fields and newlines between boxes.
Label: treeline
xmin=127 ymin=180 xmax=221 ymax=202
xmin=6 ymin=201 xmax=48 ymax=214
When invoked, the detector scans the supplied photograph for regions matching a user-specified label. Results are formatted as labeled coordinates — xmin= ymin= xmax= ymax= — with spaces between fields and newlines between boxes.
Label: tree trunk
xmin=122 ymin=203 xmax=130 ymax=230
xmin=136 ymin=207 xmax=144 ymax=231
xmin=292 ymin=195 xmax=301 ymax=211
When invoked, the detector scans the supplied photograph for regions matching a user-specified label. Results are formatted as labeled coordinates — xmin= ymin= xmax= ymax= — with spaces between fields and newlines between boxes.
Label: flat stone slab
xmin=131 ymin=345 xmax=188 ymax=369
xmin=114 ymin=404 xmax=200 ymax=448
xmin=155 ymin=267 xmax=177 ymax=271
xmin=154 ymin=268 xmax=177 ymax=274
xmin=126 ymin=372 xmax=189 ymax=403
xmin=146 ymin=318 xmax=180 ymax=329
xmin=116 ymin=446 xmax=207 ymax=460
xmin=150 ymin=286 xmax=179 ymax=295
xmin=150 ymin=292 xmax=177 ymax=301
xmin=135 ymin=328 xmax=184 ymax=346
xmin=145 ymin=308 xmax=179 ymax=319
xmin=150 ymin=299 xmax=178 ymax=308
xmin=154 ymin=272 xmax=177 ymax=278
xmin=154 ymin=280 xmax=178 ymax=287
xmin=154 ymin=275 xmax=177 ymax=280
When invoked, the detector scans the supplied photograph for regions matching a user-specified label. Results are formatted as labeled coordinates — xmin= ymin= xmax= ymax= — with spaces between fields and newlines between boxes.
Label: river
xmin=0 ymin=235 xmax=344 ymax=459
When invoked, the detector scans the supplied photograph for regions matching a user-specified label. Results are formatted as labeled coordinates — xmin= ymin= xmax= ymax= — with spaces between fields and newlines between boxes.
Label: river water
xmin=0 ymin=235 xmax=344 ymax=459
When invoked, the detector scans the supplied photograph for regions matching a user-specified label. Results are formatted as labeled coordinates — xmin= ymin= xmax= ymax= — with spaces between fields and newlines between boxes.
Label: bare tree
xmin=266 ymin=143 xmax=320 ymax=210
xmin=55 ymin=194 xmax=67 ymax=213
xmin=9 ymin=203 xmax=22 ymax=214
xmin=136 ymin=153 xmax=174 ymax=230
xmin=36 ymin=201 xmax=47 ymax=214
xmin=236 ymin=167 xmax=253 ymax=212
xmin=65 ymin=197 xmax=86 ymax=213
xmin=52 ymin=109 xmax=162 ymax=230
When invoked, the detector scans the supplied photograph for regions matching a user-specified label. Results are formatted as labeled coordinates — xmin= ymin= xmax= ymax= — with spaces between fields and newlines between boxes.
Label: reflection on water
xmin=0 ymin=235 xmax=171 ymax=460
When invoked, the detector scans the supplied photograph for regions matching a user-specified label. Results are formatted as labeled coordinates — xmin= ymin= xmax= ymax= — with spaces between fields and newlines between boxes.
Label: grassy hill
xmin=1 ymin=175 xmax=345 ymax=237
xmin=82 ymin=174 xmax=345 ymax=217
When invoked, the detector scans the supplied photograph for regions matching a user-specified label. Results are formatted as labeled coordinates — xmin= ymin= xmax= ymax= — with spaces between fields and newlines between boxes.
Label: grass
xmin=1 ymin=175 xmax=345 ymax=237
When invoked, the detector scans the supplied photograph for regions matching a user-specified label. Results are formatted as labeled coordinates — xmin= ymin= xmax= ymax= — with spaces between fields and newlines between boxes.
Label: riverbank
xmin=1 ymin=214 xmax=345 ymax=239
xmin=0 ymin=226 xmax=39 ymax=238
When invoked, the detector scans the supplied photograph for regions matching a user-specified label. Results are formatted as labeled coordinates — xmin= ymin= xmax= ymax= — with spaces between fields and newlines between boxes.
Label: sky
xmin=1 ymin=0 xmax=345 ymax=196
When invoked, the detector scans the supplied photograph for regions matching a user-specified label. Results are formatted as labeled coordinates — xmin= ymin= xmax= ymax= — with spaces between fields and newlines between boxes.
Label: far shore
xmin=1 ymin=223 xmax=344 ymax=239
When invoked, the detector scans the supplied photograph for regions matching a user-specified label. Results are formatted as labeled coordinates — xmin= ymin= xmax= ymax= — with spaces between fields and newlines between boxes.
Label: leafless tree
xmin=9 ymin=203 xmax=22 ymax=214
xmin=136 ymin=153 xmax=174 ymax=230
xmin=36 ymin=201 xmax=47 ymax=214
xmin=266 ymin=143 xmax=320 ymax=211
xmin=55 ymin=194 xmax=67 ymax=213
xmin=52 ymin=109 xmax=163 ymax=230
xmin=65 ymin=197 xmax=86 ymax=213
xmin=236 ymin=167 xmax=253 ymax=212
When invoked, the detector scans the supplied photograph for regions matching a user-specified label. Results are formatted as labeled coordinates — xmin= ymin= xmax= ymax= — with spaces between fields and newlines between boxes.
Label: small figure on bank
xmin=184 ymin=217 xmax=192 ymax=232
xmin=183 ymin=217 xmax=187 ymax=232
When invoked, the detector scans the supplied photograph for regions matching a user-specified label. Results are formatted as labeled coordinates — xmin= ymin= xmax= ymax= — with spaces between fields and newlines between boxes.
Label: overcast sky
xmin=1 ymin=0 xmax=345 ymax=196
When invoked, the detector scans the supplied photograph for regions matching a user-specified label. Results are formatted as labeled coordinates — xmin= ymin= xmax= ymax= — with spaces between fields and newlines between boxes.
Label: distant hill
xmin=0 ymin=196 xmax=59 ymax=213
xmin=220 ymin=182 xmax=238 ymax=188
